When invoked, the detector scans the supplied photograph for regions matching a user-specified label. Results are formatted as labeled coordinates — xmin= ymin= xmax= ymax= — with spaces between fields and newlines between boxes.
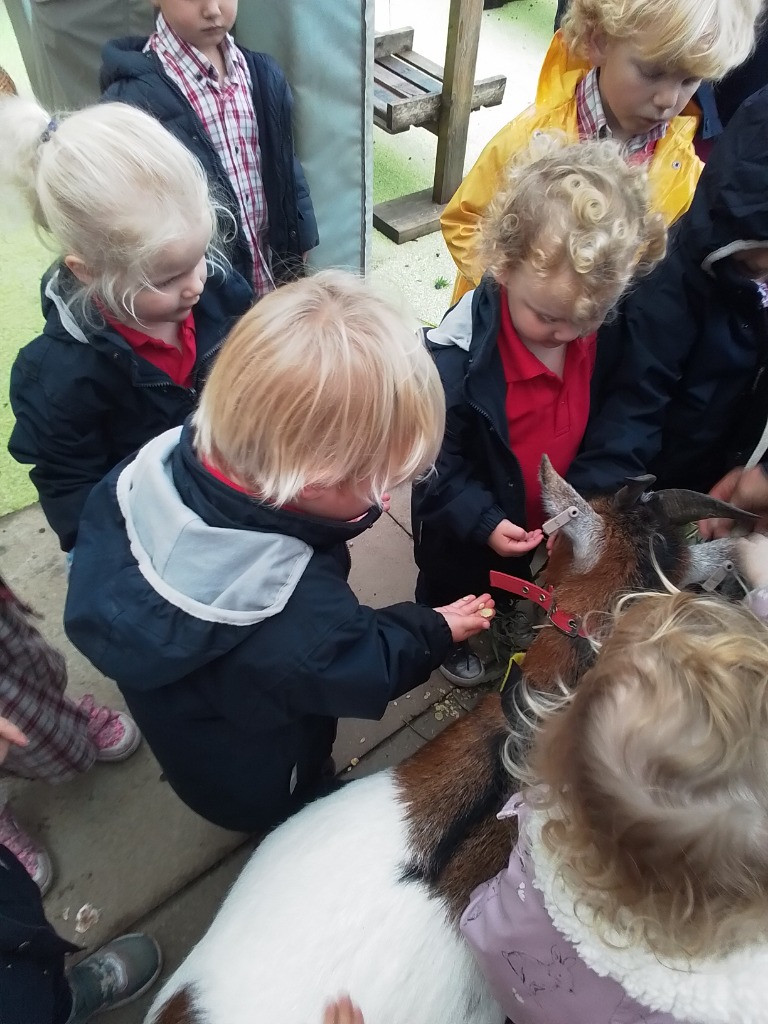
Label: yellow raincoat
xmin=442 ymin=32 xmax=703 ymax=302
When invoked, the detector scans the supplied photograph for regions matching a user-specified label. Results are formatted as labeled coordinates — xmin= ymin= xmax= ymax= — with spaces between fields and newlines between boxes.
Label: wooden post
xmin=432 ymin=0 xmax=484 ymax=204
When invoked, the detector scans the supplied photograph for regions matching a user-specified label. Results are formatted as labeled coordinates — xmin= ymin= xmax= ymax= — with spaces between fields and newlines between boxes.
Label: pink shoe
xmin=78 ymin=694 xmax=142 ymax=762
xmin=0 ymin=804 xmax=54 ymax=895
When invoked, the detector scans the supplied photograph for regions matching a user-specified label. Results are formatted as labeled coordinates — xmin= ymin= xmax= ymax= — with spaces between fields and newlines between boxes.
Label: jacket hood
xmin=677 ymin=86 xmax=768 ymax=272
xmin=100 ymin=36 xmax=156 ymax=89
xmin=535 ymin=30 xmax=589 ymax=109
xmin=116 ymin=427 xmax=314 ymax=626
xmin=424 ymin=291 xmax=475 ymax=352
xmin=43 ymin=269 xmax=88 ymax=344
xmin=521 ymin=799 xmax=768 ymax=1024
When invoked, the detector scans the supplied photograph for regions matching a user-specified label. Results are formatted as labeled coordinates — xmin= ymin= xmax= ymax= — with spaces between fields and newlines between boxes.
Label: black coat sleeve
xmin=8 ymin=344 xmax=116 ymax=551
xmin=413 ymin=350 xmax=506 ymax=544
xmin=568 ymin=258 xmax=703 ymax=495
xmin=286 ymin=600 xmax=453 ymax=721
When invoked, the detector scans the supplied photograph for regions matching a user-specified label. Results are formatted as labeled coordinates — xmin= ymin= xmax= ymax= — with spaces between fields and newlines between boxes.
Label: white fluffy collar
xmin=525 ymin=806 xmax=768 ymax=1024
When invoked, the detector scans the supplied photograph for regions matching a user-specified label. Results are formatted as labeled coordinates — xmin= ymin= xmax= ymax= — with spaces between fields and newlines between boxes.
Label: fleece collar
xmin=521 ymin=803 xmax=768 ymax=1024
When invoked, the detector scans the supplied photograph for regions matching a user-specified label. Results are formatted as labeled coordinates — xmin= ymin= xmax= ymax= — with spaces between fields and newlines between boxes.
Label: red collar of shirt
xmin=576 ymin=67 xmax=666 ymax=163
xmin=199 ymin=455 xmax=252 ymax=494
xmin=497 ymin=290 xmax=589 ymax=382
xmin=104 ymin=312 xmax=197 ymax=388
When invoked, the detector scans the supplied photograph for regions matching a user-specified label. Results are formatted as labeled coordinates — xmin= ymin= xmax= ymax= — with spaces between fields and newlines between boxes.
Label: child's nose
xmin=183 ymin=274 xmax=205 ymax=298
xmin=653 ymin=84 xmax=680 ymax=115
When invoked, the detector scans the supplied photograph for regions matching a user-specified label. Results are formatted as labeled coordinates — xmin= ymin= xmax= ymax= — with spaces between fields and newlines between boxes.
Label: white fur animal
xmin=147 ymin=460 xmax=750 ymax=1024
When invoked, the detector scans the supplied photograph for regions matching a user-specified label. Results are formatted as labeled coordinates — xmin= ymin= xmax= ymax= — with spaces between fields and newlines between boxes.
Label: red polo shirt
xmin=105 ymin=313 xmax=197 ymax=387
xmin=496 ymin=294 xmax=596 ymax=529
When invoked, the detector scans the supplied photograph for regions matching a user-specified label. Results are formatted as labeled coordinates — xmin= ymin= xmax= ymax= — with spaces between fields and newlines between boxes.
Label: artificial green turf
xmin=0 ymin=7 xmax=54 ymax=517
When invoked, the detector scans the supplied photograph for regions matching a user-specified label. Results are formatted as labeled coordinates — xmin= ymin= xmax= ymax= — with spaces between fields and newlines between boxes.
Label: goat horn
xmin=649 ymin=489 xmax=758 ymax=526
xmin=614 ymin=474 xmax=656 ymax=510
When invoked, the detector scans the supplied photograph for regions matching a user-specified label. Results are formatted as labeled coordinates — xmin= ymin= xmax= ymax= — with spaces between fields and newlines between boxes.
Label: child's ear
xmin=63 ymin=255 xmax=95 ymax=285
xmin=585 ymin=29 xmax=610 ymax=67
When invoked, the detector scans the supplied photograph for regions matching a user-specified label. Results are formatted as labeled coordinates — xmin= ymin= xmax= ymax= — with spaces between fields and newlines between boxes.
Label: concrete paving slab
xmin=408 ymin=691 xmax=467 ymax=741
xmin=343 ymin=725 xmax=426 ymax=781
xmin=386 ymin=482 xmax=412 ymax=538
xmin=107 ymin=843 xmax=256 ymax=1024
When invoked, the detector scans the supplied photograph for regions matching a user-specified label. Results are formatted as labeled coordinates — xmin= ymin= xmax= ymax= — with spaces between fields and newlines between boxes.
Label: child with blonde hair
xmin=443 ymin=0 xmax=762 ymax=301
xmin=413 ymin=136 xmax=666 ymax=685
xmin=1 ymin=97 xmax=251 ymax=553
xmin=461 ymin=587 xmax=768 ymax=1023
xmin=63 ymin=271 xmax=495 ymax=833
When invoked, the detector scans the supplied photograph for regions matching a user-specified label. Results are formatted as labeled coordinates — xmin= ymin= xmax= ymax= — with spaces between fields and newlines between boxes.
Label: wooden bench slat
xmin=377 ymin=53 xmax=442 ymax=94
xmin=397 ymin=50 xmax=446 ymax=82
xmin=373 ymin=62 xmax=427 ymax=99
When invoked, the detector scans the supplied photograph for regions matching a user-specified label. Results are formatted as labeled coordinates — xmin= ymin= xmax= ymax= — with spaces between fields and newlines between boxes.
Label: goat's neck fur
xmin=395 ymin=696 xmax=516 ymax=919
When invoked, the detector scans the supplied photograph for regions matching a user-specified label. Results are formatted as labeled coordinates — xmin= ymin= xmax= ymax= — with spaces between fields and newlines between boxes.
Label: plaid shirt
xmin=576 ymin=68 xmax=667 ymax=164
xmin=146 ymin=14 xmax=273 ymax=297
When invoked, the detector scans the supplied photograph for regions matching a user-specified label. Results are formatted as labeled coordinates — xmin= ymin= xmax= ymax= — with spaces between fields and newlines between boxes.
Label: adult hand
xmin=488 ymin=519 xmax=543 ymax=557
xmin=323 ymin=996 xmax=364 ymax=1024
xmin=435 ymin=593 xmax=495 ymax=643
xmin=698 ymin=466 xmax=768 ymax=539
xmin=0 ymin=716 xmax=27 ymax=765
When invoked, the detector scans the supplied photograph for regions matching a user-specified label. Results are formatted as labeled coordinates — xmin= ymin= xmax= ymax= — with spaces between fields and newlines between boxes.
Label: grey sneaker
xmin=439 ymin=642 xmax=486 ymax=687
xmin=66 ymin=933 xmax=162 ymax=1022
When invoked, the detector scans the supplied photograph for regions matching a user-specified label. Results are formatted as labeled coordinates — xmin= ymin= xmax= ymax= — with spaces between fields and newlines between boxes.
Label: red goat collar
xmin=489 ymin=571 xmax=590 ymax=640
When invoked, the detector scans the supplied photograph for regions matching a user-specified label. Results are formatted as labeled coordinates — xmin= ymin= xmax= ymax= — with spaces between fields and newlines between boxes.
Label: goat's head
xmin=521 ymin=456 xmax=756 ymax=690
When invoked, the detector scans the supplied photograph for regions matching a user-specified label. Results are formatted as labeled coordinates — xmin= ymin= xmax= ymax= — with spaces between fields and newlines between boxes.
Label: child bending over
xmin=63 ymin=271 xmax=494 ymax=834
xmin=412 ymin=137 xmax=665 ymax=685
xmin=2 ymin=98 xmax=251 ymax=553
xmin=443 ymin=0 xmax=761 ymax=302
xmin=462 ymin=587 xmax=768 ymax=1024
xmin=101 ymin=0 xmax=318 ymax=296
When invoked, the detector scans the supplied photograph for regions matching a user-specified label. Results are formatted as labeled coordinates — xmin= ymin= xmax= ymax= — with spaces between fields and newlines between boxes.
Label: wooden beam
xmin=374 ymin=27 xmax=415 ymax=59
xmin=373 ymin=189 xmax=447 ymax=244
xmin=432 ymin=0 xmax=484 ymax=204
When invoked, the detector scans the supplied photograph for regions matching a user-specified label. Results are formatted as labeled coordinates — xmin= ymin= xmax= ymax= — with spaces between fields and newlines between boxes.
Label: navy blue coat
xmin=412 ymin=278 xmax=532 ymax=607
xmin=0 ymin=844 xmax=78 ymax=1024
xmin=570 ymin=86 xmax=768 ymax=496
xmin=100 ymin=38 xmax=318 ymax=290
xmin=8 ymin=265 xmax=251 ymax=552
xmin=64 ymin=423 xmax=452 ymax=832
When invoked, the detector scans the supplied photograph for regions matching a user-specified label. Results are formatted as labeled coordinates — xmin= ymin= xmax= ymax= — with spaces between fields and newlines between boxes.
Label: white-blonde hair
xmin=506 ymin=591 xmax=768 ymax=958
xmin=193 ymin=270 xmax=446 ymax=505
xmin=0 ymin=97 xmax=228 ymax=320
xmin=562 ymin=0 xmax=763 ymax=80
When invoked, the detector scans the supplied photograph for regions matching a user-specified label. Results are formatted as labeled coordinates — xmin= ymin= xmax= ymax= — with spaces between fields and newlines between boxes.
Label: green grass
xmin=0 ymin=4 xmax=55 ymax=516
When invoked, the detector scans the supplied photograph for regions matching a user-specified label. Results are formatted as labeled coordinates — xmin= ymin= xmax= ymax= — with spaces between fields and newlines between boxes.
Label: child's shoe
xmin=78 ymin=695 xmax=141 ymax=762
xmin=439 ymin=641 xmax=486 ymax=687
xmin=66 ymin=933 xmax=162 ymax=1022
xmin=0 ymin=803 xmax=54 ymax=895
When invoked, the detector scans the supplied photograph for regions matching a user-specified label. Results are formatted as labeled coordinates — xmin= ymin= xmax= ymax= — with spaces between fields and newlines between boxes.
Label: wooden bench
xmin=374 ymin=29 xmax=505 ymax=135
xmin=373 ymin=1 xmax=507 ymax=244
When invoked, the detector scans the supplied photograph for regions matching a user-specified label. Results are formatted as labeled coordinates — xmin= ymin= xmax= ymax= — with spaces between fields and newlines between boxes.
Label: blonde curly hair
xmin=508 ymin=591 xmax=768 ymax=959
xmin=561 ymin=0 xmax=763 ymax=81
xmin=476 ymin=134 xmax=667 ymax=329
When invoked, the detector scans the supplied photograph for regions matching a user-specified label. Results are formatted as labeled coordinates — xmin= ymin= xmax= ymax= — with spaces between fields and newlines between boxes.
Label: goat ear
xmin=614 ymin=474 xmax=656 ymax=510
xmin=539 ymin=455 xmax=605 ymax=571
xmin=680 ymin=537 xmax=740 ymax=587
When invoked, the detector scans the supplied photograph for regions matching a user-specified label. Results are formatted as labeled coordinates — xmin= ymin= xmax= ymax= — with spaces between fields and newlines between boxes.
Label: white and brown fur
xmin=147 ymin=460 xmax=743 ymax=1024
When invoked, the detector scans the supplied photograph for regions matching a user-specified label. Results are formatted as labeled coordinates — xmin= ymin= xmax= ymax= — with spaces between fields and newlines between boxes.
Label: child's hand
xmin=488 ymin=519 xmax=544 ymax=556
xmin=323 ymin=996 xmax=364 ymax=1024
xmin=699 ymin=466 xmax=768 ymax=538
xmin=0 ymin=716 xmax=27 ymax=766
xmin=738 ymin=534 xmax=768 ymax=589
xmin=435 ymin=593 xmax=495 ymax=643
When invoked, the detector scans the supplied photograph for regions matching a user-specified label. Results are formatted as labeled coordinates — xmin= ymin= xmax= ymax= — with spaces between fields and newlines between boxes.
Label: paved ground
xmin=0 ymin=2 xmax=554 ymax=1019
